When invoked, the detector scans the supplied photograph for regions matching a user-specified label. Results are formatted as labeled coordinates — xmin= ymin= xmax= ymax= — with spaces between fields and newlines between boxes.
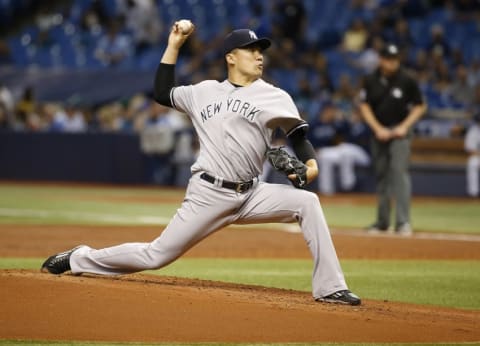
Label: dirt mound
xmin=1 ymin=270 xmax=479 ymax=343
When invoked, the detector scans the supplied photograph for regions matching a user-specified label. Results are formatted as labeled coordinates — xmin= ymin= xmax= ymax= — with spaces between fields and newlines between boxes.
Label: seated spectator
xmin=431 ymin=62 xmax=456 ymax=111
xmin=117 ymin=93 xmax=149 ymax=133
xmin=471 ymin=85 xmax=480 ymax=115
xmin=465 ymin=113 xmax=480 ymax=197
xmin=352 ymin=36 xmax=383 ymax=73
xmin=406 ymin=48 xmax=429 ymax=73
xmin=451 ymin=64 xmax=475 ymax=107
xmin=342 ymin=18 xmax=368 ymax=53
xmin=96 ymin=102 xmax=121 ymax=131
xmin=450 ymin=47 xmax=466 ymax=67
xmin=0 ymin=83 xmax=14 ymax=127
xmin=79 ymin=0 xmax=108 ymax=33
xmin=14 ymin=86 xmax=36 ymax=130
xmin=0 ymin=39 xmax=12 ymax=64
xmin=388 ymin=18 xmax=413 ymax=50
xmin=0 ymin=103 xmax=8 ymax=130
xmin=427 ymin=24 xmax=450 ymax=59
xmin=117 ymin=0 xmax=162 ymax=54
xmin=38 ymin=102 xmax=59 ymax=131
xmin=34 ymin=5 xmax=60 ymax=49
xmin=95 ymin=19 xmax=133 ymax=66
xmin=467 ymin=60 xmax=480 ymax=88
xmin=49 ymin=97 xmax=86 ymax=132
xmin=311 ymin=51 xmax=334 ymax=92
xmin=333 ymin=73 xmax=358 ymax=115
xmin=272 ymin=0 xmax=306 ymax=41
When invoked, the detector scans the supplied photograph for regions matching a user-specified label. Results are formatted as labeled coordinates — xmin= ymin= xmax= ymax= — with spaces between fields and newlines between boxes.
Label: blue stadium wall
xmin=0 ymin=132 xmax=145 ymax=184
xmin=0 ymin=132 xmax=468 ymax=196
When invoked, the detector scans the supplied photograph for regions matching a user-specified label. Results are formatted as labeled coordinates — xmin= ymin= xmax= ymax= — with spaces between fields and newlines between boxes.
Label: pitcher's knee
xmin=299 ymin=190 xmax=320 ymax=209
xmin=145 ymin=245 xmax=182 ymax=270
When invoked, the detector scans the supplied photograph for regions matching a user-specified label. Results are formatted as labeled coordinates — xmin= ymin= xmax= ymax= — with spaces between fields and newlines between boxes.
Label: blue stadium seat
xmin=408 ymin=18 xmax=429 ymax=48
xmin=136 ymin=48 xmax=164 ymax=70
xmin=1 ymin=0 xmax=478 ymax=127
xmin=7 ymin=37 xmax=29 ymax=66
xmin=269 ymin=69 xmax=298 ymax=95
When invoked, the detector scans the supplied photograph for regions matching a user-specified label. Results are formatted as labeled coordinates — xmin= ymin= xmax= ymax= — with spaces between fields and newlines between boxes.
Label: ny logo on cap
xmin=249 ymin=30 xmax=258 ymax=39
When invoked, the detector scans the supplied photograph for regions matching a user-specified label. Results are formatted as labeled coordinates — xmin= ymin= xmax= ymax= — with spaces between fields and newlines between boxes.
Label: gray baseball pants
xmin=70 ymin=172 xmax=348 ymax=299
xmin=371 ymin=136 xmax=412 ymax=228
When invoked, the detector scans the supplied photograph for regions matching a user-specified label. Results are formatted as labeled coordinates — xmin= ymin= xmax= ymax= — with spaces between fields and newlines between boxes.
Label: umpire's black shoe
xmin=316 ymin=290 xmax=362 ymax=306
xmin=41 ymin=246 xmax=81 ymax=274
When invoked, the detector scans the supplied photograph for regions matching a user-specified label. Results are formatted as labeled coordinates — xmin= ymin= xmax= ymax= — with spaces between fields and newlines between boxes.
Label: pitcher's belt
xmin=200 ymin=172 xmax=255 ymax=193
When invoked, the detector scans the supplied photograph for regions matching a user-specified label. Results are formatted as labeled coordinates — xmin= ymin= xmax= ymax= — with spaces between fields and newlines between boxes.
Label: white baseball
xmin=177 ymin=19 xmax=193 ymax=34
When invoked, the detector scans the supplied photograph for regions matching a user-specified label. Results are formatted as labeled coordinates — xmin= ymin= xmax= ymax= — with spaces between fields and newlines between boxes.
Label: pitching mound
xmin=1 ymin=270 xmax=479 ymax=343
xmin=1 ymin=223 xmax=480 ymax=342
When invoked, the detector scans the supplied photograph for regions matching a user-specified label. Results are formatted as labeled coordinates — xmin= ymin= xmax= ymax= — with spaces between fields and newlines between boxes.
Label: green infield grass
xmin=2 ymin=258 xmax=479 ymax=310
xmin=0 ymin=184 xmax=479 ymax=233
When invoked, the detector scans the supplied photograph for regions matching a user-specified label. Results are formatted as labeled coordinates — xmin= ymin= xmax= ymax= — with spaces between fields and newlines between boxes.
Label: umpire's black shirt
xmin=360 ymin=68 xmax=423 ymax=127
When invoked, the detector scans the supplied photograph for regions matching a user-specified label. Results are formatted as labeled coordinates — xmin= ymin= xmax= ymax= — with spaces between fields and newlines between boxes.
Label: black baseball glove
xmin=266 ymin=147 xmax=308 ymax=188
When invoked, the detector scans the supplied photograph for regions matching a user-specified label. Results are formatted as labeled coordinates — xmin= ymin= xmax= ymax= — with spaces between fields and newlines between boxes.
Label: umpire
xmin=358 ymin=43 xmax=427 ymax=235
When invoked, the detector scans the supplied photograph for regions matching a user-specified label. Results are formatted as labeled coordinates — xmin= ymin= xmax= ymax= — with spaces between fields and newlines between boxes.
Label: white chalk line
xmin=0 ymin=207 xmax=170 ymax=225
xmin=329 ymin=228 xmax=480 ymax=242
xmin=0 ymin=207 xmax=479 ymax=242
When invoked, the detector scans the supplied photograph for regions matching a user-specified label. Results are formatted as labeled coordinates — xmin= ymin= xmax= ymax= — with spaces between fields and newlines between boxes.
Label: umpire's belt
xmin=200 ymin=172 xmax=255 ymax=193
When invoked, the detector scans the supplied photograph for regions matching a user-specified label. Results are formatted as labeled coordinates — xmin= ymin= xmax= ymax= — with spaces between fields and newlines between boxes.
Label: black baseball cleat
xmin=41 ymin=246 xmax=82 ymax=274
xmin=316 ymin=290 xmax=362 ymax=306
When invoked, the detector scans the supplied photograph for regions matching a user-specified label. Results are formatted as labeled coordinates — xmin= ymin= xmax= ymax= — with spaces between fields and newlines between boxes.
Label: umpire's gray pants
xmin=371 ymin=136 xmax=412 ymax=228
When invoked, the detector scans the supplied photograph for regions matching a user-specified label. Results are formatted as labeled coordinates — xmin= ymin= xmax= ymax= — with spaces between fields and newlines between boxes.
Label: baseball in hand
xmin=176 ymin=19 xmax=194 ymax=34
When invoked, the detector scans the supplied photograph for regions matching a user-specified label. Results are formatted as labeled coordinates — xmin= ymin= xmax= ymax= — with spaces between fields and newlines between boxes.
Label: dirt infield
xmin=1 ymin=224 xmax=480 ymax=343
xmin=1 ymin=270 xmax=479 ymax=343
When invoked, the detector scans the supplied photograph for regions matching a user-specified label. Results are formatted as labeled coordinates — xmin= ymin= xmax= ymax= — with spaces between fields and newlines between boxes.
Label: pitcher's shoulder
xmin=255 ymin=79 xmax=290 ymax=97
xmin=194 ymin=79 xmax=222 ymax=88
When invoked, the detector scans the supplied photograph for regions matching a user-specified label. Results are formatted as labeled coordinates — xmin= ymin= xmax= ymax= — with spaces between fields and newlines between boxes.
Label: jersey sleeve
xmin=170 ymin=85 xmax=195 ymax=114
xmin=406 ymin=77 xmax=424 ymax=105
xmin=265 ymin=89 xmax=304 ymax=133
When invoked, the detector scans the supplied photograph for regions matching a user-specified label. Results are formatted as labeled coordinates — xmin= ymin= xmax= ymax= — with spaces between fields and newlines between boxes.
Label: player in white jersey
xmin=41 ymin=22 xmax=361 ymax=305
xmin=465 ymin=113 xmax=480 ymax=197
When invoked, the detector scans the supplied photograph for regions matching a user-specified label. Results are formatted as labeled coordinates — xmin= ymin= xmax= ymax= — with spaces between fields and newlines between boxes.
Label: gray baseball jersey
xmin=171 ymin=78 xmax=302 ymax=181
xmin=70 ymin=78 xmax=349 ymax=299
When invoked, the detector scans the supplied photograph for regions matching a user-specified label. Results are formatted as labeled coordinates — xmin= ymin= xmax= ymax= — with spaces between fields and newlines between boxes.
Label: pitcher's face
xmin=227 ymin=45 xmax=264 ymax=79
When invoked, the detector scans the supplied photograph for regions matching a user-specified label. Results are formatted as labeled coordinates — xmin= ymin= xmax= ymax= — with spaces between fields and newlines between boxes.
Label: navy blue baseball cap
xmin=223 ymin=29 xmax=271 ymax=55
xmin=380 ymin=43 xmax=400 ymax=58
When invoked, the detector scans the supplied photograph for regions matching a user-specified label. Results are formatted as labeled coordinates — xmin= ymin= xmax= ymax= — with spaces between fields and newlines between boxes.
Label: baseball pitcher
xmin=41 ymin=21 xmax=361 ymax=305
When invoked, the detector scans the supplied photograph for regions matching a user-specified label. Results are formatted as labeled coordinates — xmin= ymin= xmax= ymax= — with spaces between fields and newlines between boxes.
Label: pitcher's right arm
xmin=153 ymin=21 xmax=195 ymax=107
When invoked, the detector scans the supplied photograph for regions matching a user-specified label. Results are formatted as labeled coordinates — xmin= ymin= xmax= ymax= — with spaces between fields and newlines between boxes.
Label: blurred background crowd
xmin=1 ymin=0 xmax=479 ymax=192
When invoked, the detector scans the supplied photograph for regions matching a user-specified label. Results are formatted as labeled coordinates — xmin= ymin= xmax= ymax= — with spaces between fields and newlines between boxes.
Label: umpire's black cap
xmin=380 ymin=43 xmax=400 ymax=59
xmin=223 ymin=29 xmax=271 ymax=55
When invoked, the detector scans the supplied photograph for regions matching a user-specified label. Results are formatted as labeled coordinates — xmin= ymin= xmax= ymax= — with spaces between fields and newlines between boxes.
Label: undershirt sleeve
xmin=153 ymin=63 xmax=175 ymax=107
xmin=287 ymin=123 xmax=317 ymax=163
